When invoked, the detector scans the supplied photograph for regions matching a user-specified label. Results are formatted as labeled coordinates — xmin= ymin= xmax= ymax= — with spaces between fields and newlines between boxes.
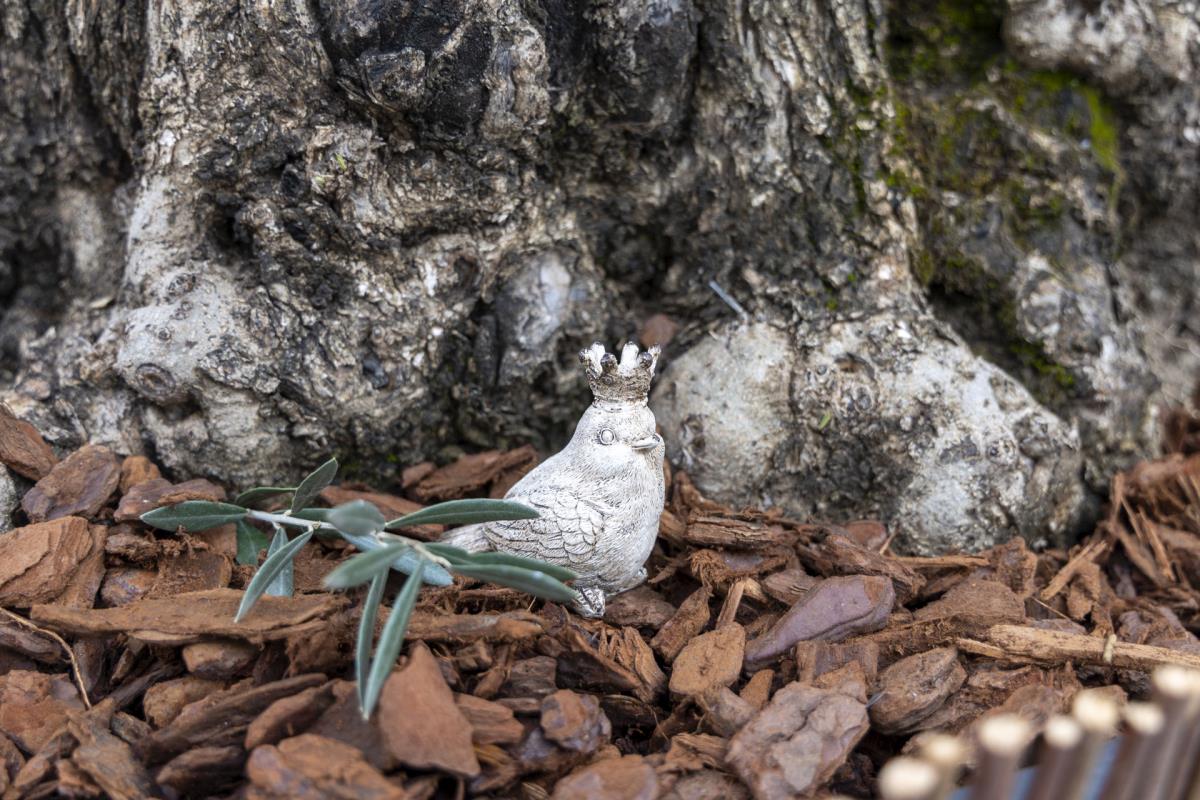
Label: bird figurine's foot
xmin=573 ymin=586 xmax=606 ymax=618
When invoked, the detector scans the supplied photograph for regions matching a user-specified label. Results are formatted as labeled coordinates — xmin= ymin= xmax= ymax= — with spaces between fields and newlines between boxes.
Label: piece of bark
xmin=148 ymin=550 xmax=233 ymax=598
xmin=682 ymin=515 xmax=791 ymax=549
xmin=726 ymin=668 xmax=870 ymax=800
xmin=306 ymin=680 xmax=393 ymax=770
xmin=744 ymin=575 xmax=894 ymax=666
xmin=110 ymin=713 xmax=152 ymax=747
xmin=99 ymin=567 xmax=157 ymax=607
xmin=51 ymin=523 xmax=106 ymax=609
xmin=0 ymin=409 xmax=56 ymax=480
xmin=606 ymin=626 xmax=667 ymax=701
xmin=794 ymin=639 xmax=880 ymax=684
xmin=761 ymin=568 xmax=819 ymax=605
xmin=182 ymin=639 xmax=259 ymax=679
xmin=662 ymin=769 xmax=750 ymax=800
xmin=411 ymin=446 xmax=539 ymax=502
xmin=740 ymin=669 xmax=774 ymax=710
xmin=103 ymin=525 xmax=158 ymax=565
xmin=21 ymin=444 xmax=120 ymax=522
xmin=31 ymin=588 xmax=344 ymax=645
xmin=139 ymin=674 xmax=326 ymax=763
xmin=245 ymin=683 xmax=335 ymax=750
xmin=68 ymin=711 xmax=157 ymax=800
xmin=697 ymin=686 xmax=755 ymax=737
xmin=966 ymin=624 xmax=1200 ymax=671
xmin=540 ymin=689 xmax=612 ymax=754
xmin=551 ymin=754 xmax=659 ymax=800
xmin=0 ymin=620 xmax=61 ymax=664
xmin=798 ymin=532 xmax=924 ymax=604
xmin=156 ymin=744 xmax=245 ymax=797
xmin=651 ymin=585 xmax=712 ymax=662
xmin=0 ymin=733 xmax=24 ymax=794
xmin=318 ymin=485 xmax=443 ymax=540
xmin=0 ymin=517 xmax=93 ymax=606
xmin=555 ymin=625 xmax=644 ymax=699
xmin=246 ymin=734 xmax=406 ymax=800
xmin=113 ymin=477 xmax=225 ymax=522
xmin=406 ymin=609 xmax=546 ymax=643
xmin=0 ymin=670 xmax=84 ymax=754
xmin=143 ymin=676 xmax=230 ymax=729
xmin=664 ymin=732 xmax=728 ymax=771
xmin=456 ymin=693 xmax=525 ymax=745
xmin=118 ymin=456 xmax=161 ymax=493
xmin=669 ymin=623 xmax=745 ymax=697
xmin=604 ymin=586 xmax=677 ymax=628
xmin=377 ymin=643 xmax=480 ymax=777
xmin=869 ymin=647 xmax=966 ymax=734
xmin=863 ymin=578 xmax=1026 ymax=663
xmin=498 ymin=655 xmax=557 ymax=699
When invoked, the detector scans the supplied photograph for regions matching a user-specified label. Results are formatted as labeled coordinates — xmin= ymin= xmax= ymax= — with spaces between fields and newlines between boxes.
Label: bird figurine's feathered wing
xmin=441 ymin=342 xmax=665 ymax=617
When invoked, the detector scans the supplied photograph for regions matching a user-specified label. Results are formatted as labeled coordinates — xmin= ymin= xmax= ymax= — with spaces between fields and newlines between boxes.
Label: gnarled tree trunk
xmin=2 ymin=0 xmax=1196 ymax=553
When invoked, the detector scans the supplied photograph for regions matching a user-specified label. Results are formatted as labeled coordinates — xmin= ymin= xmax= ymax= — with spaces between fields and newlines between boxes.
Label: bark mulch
xmin=3 ymin=406 xmax=1200 ymax=799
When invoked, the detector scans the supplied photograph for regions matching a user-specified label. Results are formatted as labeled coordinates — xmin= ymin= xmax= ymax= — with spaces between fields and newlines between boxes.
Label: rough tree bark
xmin=1 ymin=0 xmax=1196 ymax=553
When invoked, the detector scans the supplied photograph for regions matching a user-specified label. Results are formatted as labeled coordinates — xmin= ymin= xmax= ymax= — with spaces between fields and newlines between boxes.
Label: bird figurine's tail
xmin=440 ymin=523 xmax=492 ymax=553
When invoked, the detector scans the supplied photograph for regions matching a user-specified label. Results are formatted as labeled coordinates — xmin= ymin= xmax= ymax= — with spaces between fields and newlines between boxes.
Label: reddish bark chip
xmin=551 ymin=754 xmax=659 ymax=800
xmin=143 ymin=676 xmax=230 ymax=728
xmin=669 ymin=623 xmax=746 ymax=697
xmin=456 ymin=693 xmax=525 ymax=745
xmin=21 ymin=444 xmax=120 ymax=522
xmin=0 ymin=517 xmax=93 ymax=606
xmin=540 ymin=690 xmax=612 ymax=754
xmin=246 ymin=734 xmax=406 ymax=800
xmin=376 ymin=643 xmax=480 ymax=777
xmin=118 ymin=455 xmax=162 ymax=493
xmin=726 ymin=669 xmax=869 ymax=800
xmin=0 ymin=409 xmax=57 ymax=480
xmin=0 ymin=670 xmax=84 ymax=753
xmin=869 ymin=647 xmax=966 ymax=734
xmin=182 ymin=639 xmax=259 ymax=680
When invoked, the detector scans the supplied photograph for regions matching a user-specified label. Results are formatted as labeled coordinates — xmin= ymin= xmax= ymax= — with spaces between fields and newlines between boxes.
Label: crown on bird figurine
xmin=579 ymin=341 xmax=660 ymax=407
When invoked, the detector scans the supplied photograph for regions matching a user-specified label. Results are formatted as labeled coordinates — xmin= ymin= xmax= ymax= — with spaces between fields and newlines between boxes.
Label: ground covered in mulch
xmin=3 ymin=401 xmax=1200 ymax=800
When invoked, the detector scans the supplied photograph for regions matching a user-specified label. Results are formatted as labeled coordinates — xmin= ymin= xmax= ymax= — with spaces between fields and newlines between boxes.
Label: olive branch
xmin=140 ymin=457 xmax=577 ymax=718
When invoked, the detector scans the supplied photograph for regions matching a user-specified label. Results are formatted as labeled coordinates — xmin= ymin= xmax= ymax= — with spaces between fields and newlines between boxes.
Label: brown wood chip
xmin=21 ymin=444 xmax=120 ymax=523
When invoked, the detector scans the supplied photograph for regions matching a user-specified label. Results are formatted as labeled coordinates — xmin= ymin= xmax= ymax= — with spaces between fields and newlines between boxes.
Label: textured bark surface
xmin=1 ymin=0 xmax=1196 ymax=552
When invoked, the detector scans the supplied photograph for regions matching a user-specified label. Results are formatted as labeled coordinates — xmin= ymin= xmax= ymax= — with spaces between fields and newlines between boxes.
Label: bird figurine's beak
xmin=630 ymin=434 xmax=663 ymax=451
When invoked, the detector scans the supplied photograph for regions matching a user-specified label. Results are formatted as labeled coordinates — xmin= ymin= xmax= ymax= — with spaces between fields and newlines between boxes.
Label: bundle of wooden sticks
xmin=874 ymin=666 xmax=1200 ymax=800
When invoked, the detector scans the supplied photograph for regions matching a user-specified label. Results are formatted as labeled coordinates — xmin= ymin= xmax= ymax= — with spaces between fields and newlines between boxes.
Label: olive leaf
xmin=327 ymin=499 xmax=386 ymax=536
xmin=264 ymin=525 xmax=294 ymax=597
xmin=141 ymin=501 xmax=247 ymax=532
xmin=323 ymin=542 xmax=412 ymax=590
xmin=386 ymin=498 xmax=539 ymax=529
xmin=235 ymin=519 xmax=270 ymax=566
xmin=449 ymin=563 xmax=579 ymax=603
xmin=355 ymin=570 xmax=388 ymax=710
xmin=290 ymin=457 xmax=338 ymax=514
xmin=360 ymin=561 xmax=424 ymax=718
xmin=233 ymin=486 xmax=294 ymax=508
xmin=235 ymin=529 xmax=314 ymax=622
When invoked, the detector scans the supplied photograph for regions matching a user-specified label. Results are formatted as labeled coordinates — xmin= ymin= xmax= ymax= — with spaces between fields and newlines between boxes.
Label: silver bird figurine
xmin=443 ymin=341 xmax=665 ymax=617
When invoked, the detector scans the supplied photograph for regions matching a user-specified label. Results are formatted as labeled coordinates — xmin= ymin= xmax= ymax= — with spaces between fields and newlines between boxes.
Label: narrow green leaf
xmin=324 ymin=543 xmax=412 ymax=590
xmin=463 ymin=552 xmax=577 ymax=582
xmin=235 ymin=520 xmax=270 ymax=566
xmin=328 ymin=499 xmax=386 ymax=536
xmin=385 ymin=498 xmax=539 ymax=529
xmin=421 ymin=544 xmax=577 ymax=582
xmin=421 ymin=542 xmax=473 ymax=562
xmin=264 ymin=526 xmax=294 ymax=597
xmin=338 ymin=533 xmax=454 ymax=586
xmin=291 ymin=458 xmax=338 ymax=514
xmin=450 ymin=563 xmax=580 ymax=603
xmin=361 ymin=561 xmax=424 ymax=718
xmin=355 ymin=570 xmax=388 ymax=711
xmin=141 ymin=501 xmax=247 ymax=532
xmin=234 ymin=487 xmax=294 ymax=508
xmin=234 ymin=529 xmax=313 ymax=622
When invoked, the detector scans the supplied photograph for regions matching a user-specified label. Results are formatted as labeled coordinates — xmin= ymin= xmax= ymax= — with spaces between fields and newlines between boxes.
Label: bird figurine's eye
xmin=598 ymin=429 xmax=616 ymax=445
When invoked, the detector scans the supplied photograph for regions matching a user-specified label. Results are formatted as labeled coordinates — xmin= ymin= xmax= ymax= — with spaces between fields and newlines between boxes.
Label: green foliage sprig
xmin=141 ymin=458 xmax=578 ymax=718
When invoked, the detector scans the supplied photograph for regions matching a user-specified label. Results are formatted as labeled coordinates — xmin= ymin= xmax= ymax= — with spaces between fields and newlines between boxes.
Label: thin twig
xmin=0 ymin=607 xmax=91 ymax=709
